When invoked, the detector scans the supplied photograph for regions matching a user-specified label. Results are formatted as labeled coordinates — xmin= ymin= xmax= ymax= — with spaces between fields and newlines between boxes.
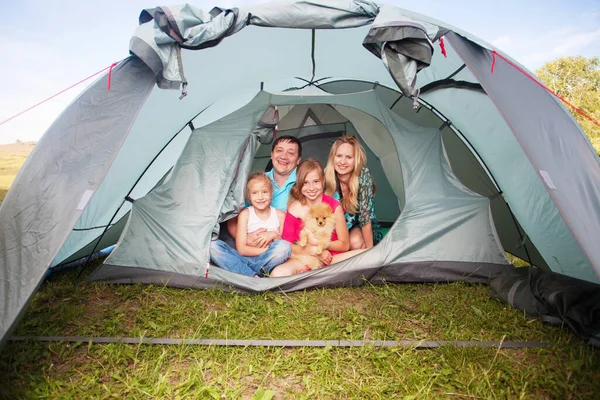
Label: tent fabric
xmin=0 ymin=57 xmax=156 ymax=345
xmin=102 ymin=93 xmax=271 ymax=273
xmin=2 ymin=0 xmax=600 ymax=347
xmin=97 ymin=88 xmax=508 ymax=286
xmin=363 ymin=4 xmax=440 ymax=97
xmin=489 ymin=266 xmax=600 ymax=347
xmin=131 ymin=1 xmax=380 ymax=91
xmin=446 ymin=32 xmax=600 ymax=281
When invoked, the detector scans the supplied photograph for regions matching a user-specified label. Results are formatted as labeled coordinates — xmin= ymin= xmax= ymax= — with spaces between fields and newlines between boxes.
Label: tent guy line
xmin=8 ymin=336 xmax=548 ymax=349
xmin=490 ymin=50 xmax=600 ymax=128
xmin=0 ymin=62 xmax=120 ymax=128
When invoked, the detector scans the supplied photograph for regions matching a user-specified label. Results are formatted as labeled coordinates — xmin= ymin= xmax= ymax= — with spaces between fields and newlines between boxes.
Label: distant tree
xmin=536 ymin=56 xmax=600 ymax=153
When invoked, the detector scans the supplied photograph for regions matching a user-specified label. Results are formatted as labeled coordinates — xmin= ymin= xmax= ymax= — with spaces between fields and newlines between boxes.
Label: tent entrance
xmin=251 ymin=103 xmax=402 ymax=226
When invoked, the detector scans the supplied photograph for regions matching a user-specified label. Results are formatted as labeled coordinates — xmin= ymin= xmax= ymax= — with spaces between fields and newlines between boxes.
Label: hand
xmin=253 ymin=231 xmax=278 ymax=248
xmin=314 ymin=248 xmax=332 ymax=266
xmin=246 ymin=229 xmax=266 ymax=246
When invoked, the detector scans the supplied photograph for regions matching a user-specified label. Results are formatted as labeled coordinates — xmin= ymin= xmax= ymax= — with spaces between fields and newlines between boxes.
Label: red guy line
xmin=491 ymin=51 xmax=600 ymax=128
xmin=107 ymin=62 xmax=118 ymax=91
xmin=0 ymin=62 xmax=119 ymax=128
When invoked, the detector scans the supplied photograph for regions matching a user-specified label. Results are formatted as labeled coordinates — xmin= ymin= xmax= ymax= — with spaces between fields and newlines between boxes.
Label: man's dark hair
xmin=271 ymin=135 xmax=302 ymax=158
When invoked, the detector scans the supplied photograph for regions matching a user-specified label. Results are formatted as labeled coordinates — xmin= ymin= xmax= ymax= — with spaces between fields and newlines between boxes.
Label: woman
xmin=270 ymin=158 xmax=365 ymax=277
xmin=324 ymin=135 xmax=383 ymax=249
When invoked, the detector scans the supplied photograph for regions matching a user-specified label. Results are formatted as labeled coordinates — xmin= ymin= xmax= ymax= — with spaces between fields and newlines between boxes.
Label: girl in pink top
xmin=270 ymin=158 xmax=366 ymax=277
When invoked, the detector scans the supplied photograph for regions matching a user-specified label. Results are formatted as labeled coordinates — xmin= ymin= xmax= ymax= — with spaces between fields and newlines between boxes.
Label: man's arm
xmin=227 ymin=217 xmax=238 ymax=239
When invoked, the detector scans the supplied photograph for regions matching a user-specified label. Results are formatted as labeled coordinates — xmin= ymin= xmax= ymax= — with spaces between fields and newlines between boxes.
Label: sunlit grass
xmin=1 ymin=268 xmax=599 ymax=399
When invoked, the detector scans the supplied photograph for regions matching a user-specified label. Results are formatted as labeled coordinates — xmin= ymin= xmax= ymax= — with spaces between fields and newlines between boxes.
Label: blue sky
xmin=1 ymin=0 xmax=598 ymax=144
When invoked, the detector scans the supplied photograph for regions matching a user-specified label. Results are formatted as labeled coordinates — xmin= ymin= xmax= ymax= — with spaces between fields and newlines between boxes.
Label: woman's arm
xmin=235 ymin=209 xmax=268 ymax=256
xmin=360 ymin=222 xmax=374 ymax=249
xmin=326 ymin=206 xmax=350 ymax=252
xmin=356 ymin=167 xmax=376 ymax=248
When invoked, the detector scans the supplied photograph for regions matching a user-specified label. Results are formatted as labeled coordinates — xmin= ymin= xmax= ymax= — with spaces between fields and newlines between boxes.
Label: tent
xmin=2 ymin=0 xmax=600 ymax=346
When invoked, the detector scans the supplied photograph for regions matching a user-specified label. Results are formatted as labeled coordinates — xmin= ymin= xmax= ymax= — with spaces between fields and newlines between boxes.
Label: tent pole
xmin=310 ymin=29 xmax=316 ymax=84
xmin=416 ymin=96 xmax=502 ymax=192
xmin=389 ymin=94 xmax=404 ymax=109
xmin=505 ymin=200 xmax=534 ymax=266
xmin=421 ymin=97 xmax=533 ymax=265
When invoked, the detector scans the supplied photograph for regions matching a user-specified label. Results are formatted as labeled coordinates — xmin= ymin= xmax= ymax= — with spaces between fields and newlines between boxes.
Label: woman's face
xmin=333 ymin=143 xmax=355 ymax=176
xmin=301 ymin=169 xmax=324 ymax=202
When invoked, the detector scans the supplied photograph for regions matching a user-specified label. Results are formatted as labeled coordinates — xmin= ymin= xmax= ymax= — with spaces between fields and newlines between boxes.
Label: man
xmin=263 ymin=135 xmax=303 ymax=210
xmin=227 ymin=135 xmax=302 ymax=241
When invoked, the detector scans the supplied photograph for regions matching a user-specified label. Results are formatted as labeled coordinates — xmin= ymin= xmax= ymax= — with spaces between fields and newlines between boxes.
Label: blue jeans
xmin=209 ymin=239 xmax=291 ymax=277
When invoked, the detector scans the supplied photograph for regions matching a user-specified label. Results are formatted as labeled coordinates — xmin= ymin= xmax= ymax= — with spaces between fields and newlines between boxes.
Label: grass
xmin=7 ymin=270 xmax=565 ymax=342
xmin=505 ymin=254 xmax=530 ymax=268
xmin=0 ymin=152 xmax=27 ymax=190
xmin=1 ymin=268 xmax=599 ymax=399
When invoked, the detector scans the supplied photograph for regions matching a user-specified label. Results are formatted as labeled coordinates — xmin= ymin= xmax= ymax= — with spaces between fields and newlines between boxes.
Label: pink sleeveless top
xmin=281 ymin=194 xmax=342 ymax=255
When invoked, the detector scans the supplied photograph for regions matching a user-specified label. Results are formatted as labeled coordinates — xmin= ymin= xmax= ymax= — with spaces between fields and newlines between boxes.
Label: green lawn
xmin=1 ymin=268 xmax=599 ymax=399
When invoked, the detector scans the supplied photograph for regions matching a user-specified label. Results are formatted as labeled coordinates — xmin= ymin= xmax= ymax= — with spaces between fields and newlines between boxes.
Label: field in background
xmin=0 ymin=142 xmax=35 ymax=202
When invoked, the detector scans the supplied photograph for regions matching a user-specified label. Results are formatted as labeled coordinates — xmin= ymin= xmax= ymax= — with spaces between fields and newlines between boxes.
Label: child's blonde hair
xmin=245 ymin=172 xmax=273 ymax=201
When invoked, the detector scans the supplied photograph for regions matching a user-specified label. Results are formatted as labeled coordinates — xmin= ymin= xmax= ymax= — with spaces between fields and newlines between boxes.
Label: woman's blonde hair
xmin=324 ymin=135 xmax=367 ymax=214
xmin=289 ymin=158 xmax=325 ymax=205
xmin=245 ymin=172 xmax=273 ymax=201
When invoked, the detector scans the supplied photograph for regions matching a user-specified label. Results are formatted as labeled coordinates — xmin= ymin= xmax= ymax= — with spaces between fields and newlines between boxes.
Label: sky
xmin=1 ymin=0 xmax=599 ymax=144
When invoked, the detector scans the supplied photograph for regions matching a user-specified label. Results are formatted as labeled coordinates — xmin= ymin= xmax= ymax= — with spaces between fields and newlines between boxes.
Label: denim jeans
xmin=209 ymin=239 xmax=291 ymax=277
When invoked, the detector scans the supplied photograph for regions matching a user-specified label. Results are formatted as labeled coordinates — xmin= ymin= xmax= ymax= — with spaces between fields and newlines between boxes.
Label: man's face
xmin=271 ymin=140 xmax=300 ymax=177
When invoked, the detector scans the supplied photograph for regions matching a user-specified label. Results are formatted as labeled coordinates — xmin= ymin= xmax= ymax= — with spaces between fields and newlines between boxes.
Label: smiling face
xmin=271 ymin=139 xmax=300 ymax=178
xmin=333 ymin=142 xmax=355 ymax=177
xmin=301 ymin=169 xmax=324 ymax=203
xmin=247 ymin=179 xmax=272 ymax=211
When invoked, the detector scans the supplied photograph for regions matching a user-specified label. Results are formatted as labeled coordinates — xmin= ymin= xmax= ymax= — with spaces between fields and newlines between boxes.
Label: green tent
xmin=1 ymin=1 xmax=599 ymax=346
